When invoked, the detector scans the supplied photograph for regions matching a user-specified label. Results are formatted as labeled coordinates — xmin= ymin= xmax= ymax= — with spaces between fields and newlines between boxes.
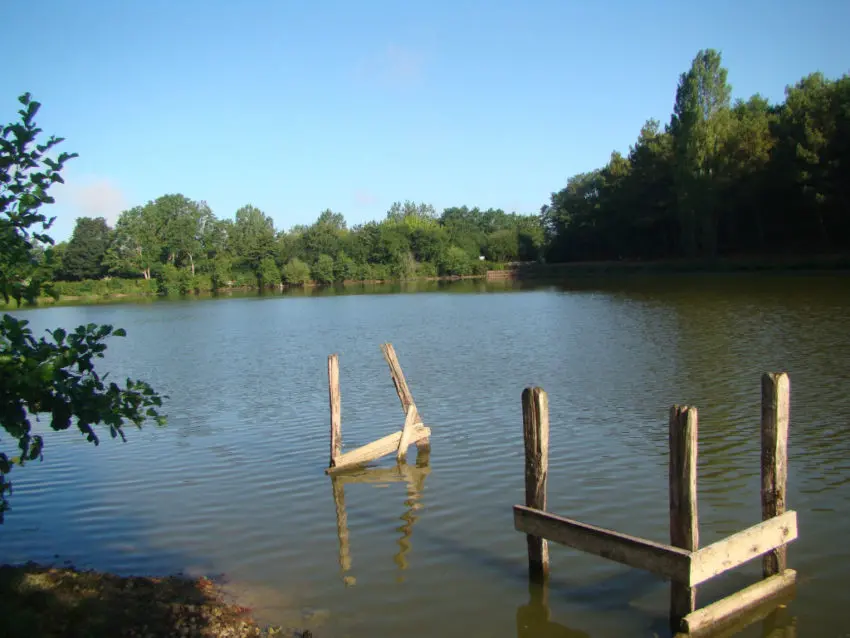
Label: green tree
xmin=257 ymin=256 xmax=281 ymax=288
xmin=0 ymin=93 xmax=164 ymax=520
xmin=485 ymin=229 xmax=519 ymax=262
xmin=282 ymin=257 xmax=311 ymax=285
xmin=230 ymin=205 xmax=276 ymax=278
xmin=60 ymin=216 xmax=112 ymax=280
xmin=439 ymin=245 xmax=472 ymax=276
xmin=670 ymin=49 xmax=733 ymax=257
xmin=312 ymin=253 xmax=335 ymax=284
xmin=106 ymin=204 xmax=162 ymax=279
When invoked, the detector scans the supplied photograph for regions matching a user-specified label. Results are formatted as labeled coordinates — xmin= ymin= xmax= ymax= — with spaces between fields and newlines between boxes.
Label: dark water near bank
xmin=3 ymin=274 xmax=849 ymax=637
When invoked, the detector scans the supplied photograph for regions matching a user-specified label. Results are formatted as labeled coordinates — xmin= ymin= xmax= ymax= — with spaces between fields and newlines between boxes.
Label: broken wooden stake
xmin=397 ymin=405 xmax=418 ymax=461
xmin=328 ymin=354 xmax=342 ymax=467
xmin=669 ymin=405 xmax=699 ymax=626
xmin=761 ymin=372 xmax=790 ymax=577
xmin=522 ymin=387 xmax=549 ymax=582
xmin=381 ymin=342 xmax=429 ymax=450
xmin=326 ymin=344 xmax=432 ymax=473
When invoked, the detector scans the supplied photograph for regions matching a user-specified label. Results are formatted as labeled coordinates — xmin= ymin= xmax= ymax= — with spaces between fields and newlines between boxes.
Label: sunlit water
xmin=2 ymin=274 xmax=849 ymax=637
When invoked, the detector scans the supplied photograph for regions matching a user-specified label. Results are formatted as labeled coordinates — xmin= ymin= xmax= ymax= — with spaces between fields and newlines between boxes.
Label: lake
xmin=2 ymin=274 xmax=849 ymax=637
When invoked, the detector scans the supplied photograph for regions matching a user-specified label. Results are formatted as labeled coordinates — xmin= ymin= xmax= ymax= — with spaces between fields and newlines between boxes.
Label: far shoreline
xmin=3 ymin=255 xmax=848 ymax=311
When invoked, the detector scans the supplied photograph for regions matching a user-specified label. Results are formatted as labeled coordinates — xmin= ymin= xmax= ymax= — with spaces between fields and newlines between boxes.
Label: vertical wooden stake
xmin=328 ymin=354 xmax=342 ymax=467
xmin=522 ymin=387 xmax=549 ymax=582
xmin=762 ymin=372 xmax=790 ymax=577
xmin=669 ymin=405 xmax=699 ymax=629
xmin=397 ymin=405 xmax=417 ymax=461
xmin=381 ymin=343 xmax=429 ymax=450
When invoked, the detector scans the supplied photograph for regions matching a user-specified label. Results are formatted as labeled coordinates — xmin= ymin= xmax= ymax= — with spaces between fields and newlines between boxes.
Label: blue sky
xmin=3 ymin=0 xmax=848 ymax=241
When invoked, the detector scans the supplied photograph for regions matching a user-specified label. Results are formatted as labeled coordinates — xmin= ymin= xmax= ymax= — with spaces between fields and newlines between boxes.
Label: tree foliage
xmin=60 ymin=217 xmax=111 ymax=281
xmin=0 ymin=94 xmax=165 ymax=521
xmin=544 ymin=51 xmax=850 ymax=261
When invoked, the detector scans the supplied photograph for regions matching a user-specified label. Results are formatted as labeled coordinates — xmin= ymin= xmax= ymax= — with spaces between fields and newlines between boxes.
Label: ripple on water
xmin=2 ymin=276 xmax=849 ymax=637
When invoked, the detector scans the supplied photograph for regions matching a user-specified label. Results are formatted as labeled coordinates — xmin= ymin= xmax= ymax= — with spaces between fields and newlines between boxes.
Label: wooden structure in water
xmin=514 ymin=374 xmax=797 ymax=635
xmin=325 ymin=343 xmax=430 ymax=474
xmin=330 ymin=449 xmax=431 ymax=586
xmin=323 ymin=343 xmax=432 ymax=584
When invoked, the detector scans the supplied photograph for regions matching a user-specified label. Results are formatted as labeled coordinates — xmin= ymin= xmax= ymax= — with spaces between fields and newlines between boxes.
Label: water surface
xmin=3 ymin=274 xmax=848 ymax=637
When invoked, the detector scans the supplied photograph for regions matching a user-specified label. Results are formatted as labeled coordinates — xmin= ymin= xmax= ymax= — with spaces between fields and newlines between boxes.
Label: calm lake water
xmin=3 ymin=274 xmax=849 ymax=637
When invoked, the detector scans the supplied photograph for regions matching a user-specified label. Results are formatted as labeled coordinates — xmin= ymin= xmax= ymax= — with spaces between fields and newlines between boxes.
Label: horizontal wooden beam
xmin=513 ymin=505 xmax=692 ymax=583
xmin=689 ymin=511 xmax=797 ymax=586
xmin=681 ymin=569 xmax=797 ymax=635
xmin=326 ymin=425 xmax=431 ymax=474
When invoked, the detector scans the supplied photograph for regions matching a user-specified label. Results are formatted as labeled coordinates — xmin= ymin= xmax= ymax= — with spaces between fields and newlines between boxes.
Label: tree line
xmin=40 ymin=199 xmax=544 ymax=293
xmin=18 ymin=49 xmax=850 ymax=300
xmin=542 ymin=50 xmax=850 ymax=261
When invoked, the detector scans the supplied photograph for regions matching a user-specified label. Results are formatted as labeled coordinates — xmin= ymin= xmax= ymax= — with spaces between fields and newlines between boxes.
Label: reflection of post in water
xmin=516 ymin=580 xmax=590 ymax=638
xmin=329 ymin=448 xmax=431 ymax=586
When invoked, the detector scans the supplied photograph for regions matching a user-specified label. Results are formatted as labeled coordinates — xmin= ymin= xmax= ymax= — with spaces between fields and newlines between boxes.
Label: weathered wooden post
xmin=381 ymin=343 xmax=429 ymax=450
xmin=761 ymin=373 xmax=790 ymax=577
xmin=669 ymin=405 xmax=699 ymax=628
xmin=397 ymin=405 xmax=417 ymax=461
xmin=522 ymin=387 xmax=550 ymax=582
xmin=328 ymin=354 xmax=342 ymax=467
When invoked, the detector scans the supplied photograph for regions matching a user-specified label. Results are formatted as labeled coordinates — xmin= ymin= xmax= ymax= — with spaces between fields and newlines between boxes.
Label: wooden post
xmin=761 ymin=372 xmax=790 ymax=577
xmin=669 ymin=405 xmax=699 ymax=628
xmin=522 ymin=387 xmax=549 ymax=582
xmin=397 ymin=405 xmax=417 ymax=461
xmin=328 ymin=354 xmax=342 ymax=467
xmin=381 ymin=343 xmax=429 ymax=450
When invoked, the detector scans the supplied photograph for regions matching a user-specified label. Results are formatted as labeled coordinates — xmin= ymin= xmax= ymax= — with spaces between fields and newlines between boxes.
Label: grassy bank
xmin=0 ymin=273 xmax=490 ymax=309
xmin=0 ymin=563 xmax=308 ymax=638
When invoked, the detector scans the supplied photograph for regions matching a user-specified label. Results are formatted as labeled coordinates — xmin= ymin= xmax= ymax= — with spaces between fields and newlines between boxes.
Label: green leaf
xmin=113 ymin=328 xmax=127 ymax=337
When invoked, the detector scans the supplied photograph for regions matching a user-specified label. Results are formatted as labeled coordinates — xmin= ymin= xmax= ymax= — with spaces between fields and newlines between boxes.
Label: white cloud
xmin=59 ymin=177 xmax=128 ymax=225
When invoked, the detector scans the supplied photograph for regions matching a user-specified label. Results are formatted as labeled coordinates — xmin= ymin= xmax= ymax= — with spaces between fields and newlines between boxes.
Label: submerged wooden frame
xmin=325 ymin=343 xmax=431 ymax=474
xmin=514 ymin=374 xmax=796 ymax=635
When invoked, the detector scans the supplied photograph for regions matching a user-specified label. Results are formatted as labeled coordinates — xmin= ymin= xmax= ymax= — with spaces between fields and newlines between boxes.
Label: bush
xmin=416 ymin=261 xmax=438 ymax=278
xmin=439 ymin=246 xmax=473 ymax=276
xmin=282 ymin=258 xmax=311 ymax=285
xmin=156 ymin=264 xmax=180 ymax=295
xmin=312 ymin=254 xmax=335 ymax=284
xmin=210 ymin=255 xmax=232 ymax=290
xmin=258 ymin=257 xmax=281 ymax=288
xmin=334 ymin=252 xmax=356 ymax=281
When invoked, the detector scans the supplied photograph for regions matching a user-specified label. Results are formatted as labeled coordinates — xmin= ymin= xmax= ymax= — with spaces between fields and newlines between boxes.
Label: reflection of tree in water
xmin=329 ymin=448 xmax=431 ymax=586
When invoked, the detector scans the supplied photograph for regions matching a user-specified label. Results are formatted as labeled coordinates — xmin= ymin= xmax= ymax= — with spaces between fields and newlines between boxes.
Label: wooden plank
xmin=762 ymin=372 xmax=790 ymax=577
xmin=381 ymin=343 xmax=429 ymax=450
xmin=689 ymin=511 xmax=798 ymax=587
xmin=328 ymin=354 xmax=342 ymax=467
xmin=513 ymin=505 xmax=692 ymax=583
xmin=397 ymin=405 xmax=418 ymax=461
xmin=669 ymin=405 xmax=699 ymax=625
xmin=522 ymin=387 xmax=550 ymax=581
xmin=681 ymin=569 xmax=797 ymax=635
xmin=325 ymin=425 xmax=431 ymax=473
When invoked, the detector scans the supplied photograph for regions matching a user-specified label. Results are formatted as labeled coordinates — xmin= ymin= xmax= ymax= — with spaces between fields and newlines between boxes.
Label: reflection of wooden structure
xmin=326 ymin=343 xmax=431 ymax=474
xmin=330 ymin=449 xmax=431 ymax=585
xmin=514 ymin=374 xmax=798 ymax=635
